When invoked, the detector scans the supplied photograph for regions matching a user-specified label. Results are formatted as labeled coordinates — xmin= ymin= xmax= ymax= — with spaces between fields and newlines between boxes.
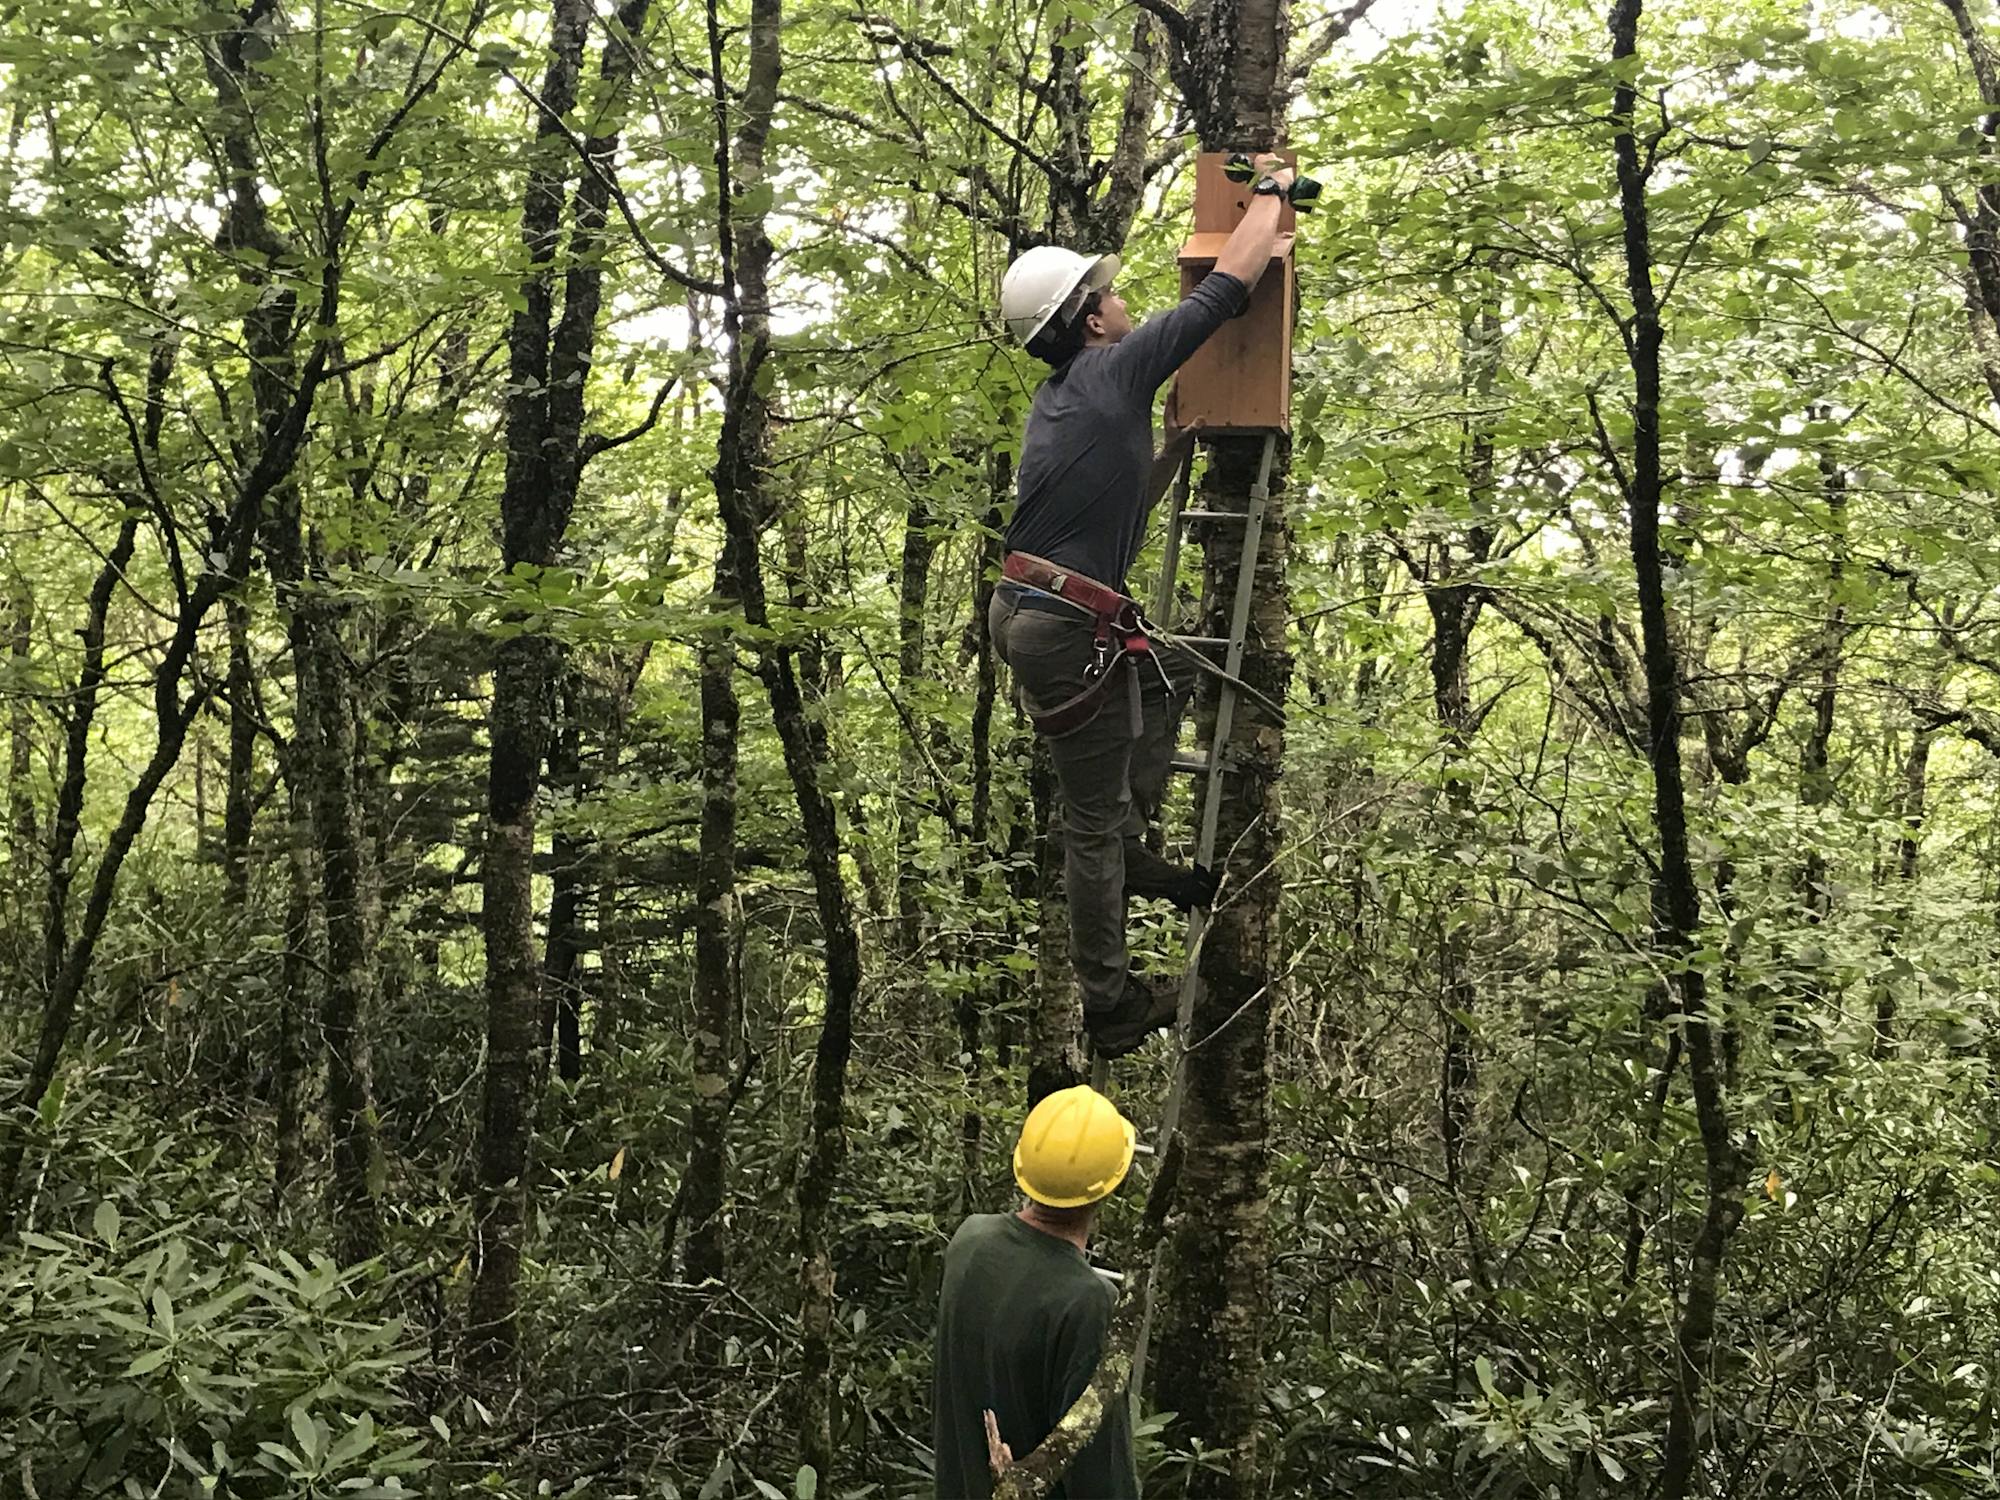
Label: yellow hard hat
xmin=1013 ymin=1086 xmax=1136 ymax=1209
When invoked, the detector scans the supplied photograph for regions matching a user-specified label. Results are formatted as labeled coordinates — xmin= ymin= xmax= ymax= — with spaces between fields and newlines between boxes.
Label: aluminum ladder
xmin=1089 ymin=429 xmax=1279 ymax=1408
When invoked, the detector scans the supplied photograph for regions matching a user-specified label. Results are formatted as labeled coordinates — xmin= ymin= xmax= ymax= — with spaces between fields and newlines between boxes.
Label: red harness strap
xmin=1000 ymin=552 xmax=1157 ymax=737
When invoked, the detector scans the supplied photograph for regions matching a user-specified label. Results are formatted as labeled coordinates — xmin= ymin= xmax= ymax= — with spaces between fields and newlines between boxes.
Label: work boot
xmin=1086 ymin=974 xmax=1180 ymax=1059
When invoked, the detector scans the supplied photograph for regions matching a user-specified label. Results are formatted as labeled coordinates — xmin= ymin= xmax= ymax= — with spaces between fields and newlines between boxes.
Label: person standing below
xmin=931 ymin=1086 xmax=1141 ymax=1499
xmin=992 ymin=155 xmax=1299 ymax=1057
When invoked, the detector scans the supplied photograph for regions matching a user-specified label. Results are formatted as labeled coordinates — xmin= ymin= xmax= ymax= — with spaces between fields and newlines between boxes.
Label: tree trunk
xmin=41 ymin=511 xmax=142 ymax=1002
xmin=5 ymin=574 xmax=31 ymax=983
xmin=895 ymin=488 xmax=937 ymax=958
xmin=1876 ymin=722 xmax=1932 ymax=1054
xmin=273 ymin=770 xmax=317 ymax=1211
xmin=3 ymin=663 xmax=213 ymax=1219
xmin=223 ymin=594 xmax=257 ymax=912
xmin=956 ymin=454 xmax=1011 ymax=1199
xmin=1783 ymin=439 xmax=1847 ymax=1057
xmin=471 ymin=0 xmax=639 ymax=1371
xmin=592 ymin=645 xmax=649 ymax=1061
xmin=1027 ymin=757 xmax=1084 ymax=1106
xmin=1154 ymin=436 xmax=1290 ymax=1492
xmin=702 ymin=0 xmax=860 ymax=1475
xmin=688 ymin=484 xmax=752 ymax=1296
xmin=1938 ymin=0 xmax=2000 ymax=346
xmin=1422 ymin=288 xmax=1499 ymax=1203
xmin=681 ymin=607 xmax=742 ymax=1288
xmin=1426 ymin=577 xmax=1479 ymax=1195
xmin=260 ymin=463 xmax=386 ymax=1263
xmin=1152 ymin=7 xmax=1293 ymax=1488
xmin=1605 ymin=0 xmax=1745 ymax=1487
xmin=307 ymin=603 xmax=383 ymax=1264
xmin=249 ymin=302 xmax=383 ymax=1267
xmin=545 ymin=663 xmax=586 ymax=1084
xmin=38 ymin=326 xmax=167 ymax=996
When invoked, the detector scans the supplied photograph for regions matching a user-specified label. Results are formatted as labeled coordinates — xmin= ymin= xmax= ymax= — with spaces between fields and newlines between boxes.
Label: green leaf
xmin=1747 ymin=137 xmax=1773 ymax=166
xmin=1474 ymin=1354 xmax=1500 ymax=1402
xmin=38 ymin=1075 xmax=66 ymax=1129
xmin=291 ymin=1405 xmax=319 ymax=1465
xmin=152 ymin=1285 xmax=175 ymax=1340
xmin=698 ymin=1455 xmax=733 ymax=1500
xmin=752 ymin=1482 xmax=786 ymax=1500
xmin=94 ymin=1199 xmax=121 ymax=1251
xmin=795 ymin=1466 xmax=819 ymax=1500
xmin=326 ymin=1413 xmax=376 ymax=1467
xmin=124 ymin=1347 xmax=172 ymax=1376
xmin=97 ymin=1309 xmax=156 ymax=1338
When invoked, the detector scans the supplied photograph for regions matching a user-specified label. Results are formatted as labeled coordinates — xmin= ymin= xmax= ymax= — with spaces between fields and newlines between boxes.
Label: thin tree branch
xmin=581 ymin=375 xmax=680 ymax=462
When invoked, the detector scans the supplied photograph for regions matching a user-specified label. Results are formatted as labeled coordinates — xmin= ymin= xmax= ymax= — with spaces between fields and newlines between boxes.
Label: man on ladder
xmin=993 ymin=154 xmax=1299 ymax=1058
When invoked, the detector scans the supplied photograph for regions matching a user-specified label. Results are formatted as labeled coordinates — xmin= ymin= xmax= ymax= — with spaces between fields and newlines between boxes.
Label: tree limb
xmin=582 ymin=376 xmax=680 ymax=463
xmin=1130 ymin=0 xmax=1190 ymax=43
xmin=1287 ymin=0 xmax=1379 ymax=82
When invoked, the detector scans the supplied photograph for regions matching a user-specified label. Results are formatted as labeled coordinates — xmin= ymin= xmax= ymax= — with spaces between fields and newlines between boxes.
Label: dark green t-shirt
xmin=931 ymin=1213 xmax=1139 ymax=1500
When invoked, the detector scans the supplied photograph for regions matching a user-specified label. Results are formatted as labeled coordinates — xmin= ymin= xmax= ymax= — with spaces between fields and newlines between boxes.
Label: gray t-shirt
xmin=1007 ymin=272 xmax=1250 ymax=593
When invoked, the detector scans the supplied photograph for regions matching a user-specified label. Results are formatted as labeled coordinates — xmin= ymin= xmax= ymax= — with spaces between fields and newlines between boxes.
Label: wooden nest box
xmin=1166 ymin=151 xmax=1298 ymax=435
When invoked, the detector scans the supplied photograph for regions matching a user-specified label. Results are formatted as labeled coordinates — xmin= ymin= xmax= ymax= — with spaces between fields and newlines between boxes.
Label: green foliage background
xmin=7 ymin=0 xmax=2000 ymax=1494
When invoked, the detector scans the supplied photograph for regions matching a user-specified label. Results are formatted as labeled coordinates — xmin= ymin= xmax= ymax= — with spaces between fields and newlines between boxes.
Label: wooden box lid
xmin=1177 ymin=232 xmax=1296 ymax=265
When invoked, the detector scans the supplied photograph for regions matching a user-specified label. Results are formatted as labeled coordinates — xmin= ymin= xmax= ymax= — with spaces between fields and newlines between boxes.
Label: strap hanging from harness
xmin=1001 ymin=552 xmax=1167 ymax=737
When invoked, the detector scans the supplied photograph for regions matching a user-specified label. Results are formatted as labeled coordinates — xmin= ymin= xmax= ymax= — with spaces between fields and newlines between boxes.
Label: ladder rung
xmin=1169 ymin=752 xmax=1210 ymax=774
xmin=1171 ymin=635 xmax=1229 ymax=650
xmin=1177 ymin=508 xmax=1248 ymax=524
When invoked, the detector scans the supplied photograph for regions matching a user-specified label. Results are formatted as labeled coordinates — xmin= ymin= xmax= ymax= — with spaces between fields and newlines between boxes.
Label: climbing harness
xmin=998 ymin=551 xmax=1173 ymax=736
xmin=998 ymin=551 xmax=1288 ymax=734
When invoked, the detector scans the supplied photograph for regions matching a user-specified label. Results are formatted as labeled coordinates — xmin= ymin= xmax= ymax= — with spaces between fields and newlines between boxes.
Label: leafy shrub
xmin=0 ymin=1203 xmax=432 ymax=1498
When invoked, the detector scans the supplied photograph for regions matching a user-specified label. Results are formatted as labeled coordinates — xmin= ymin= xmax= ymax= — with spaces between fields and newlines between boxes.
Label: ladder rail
xmin=1097 ymin=451 xmax=1199 ymax=1100
xmin=1128 ymin=431 xmax=1277 ymax=1410
xmin=1152 ymin=450 xmax=1197 ymax=624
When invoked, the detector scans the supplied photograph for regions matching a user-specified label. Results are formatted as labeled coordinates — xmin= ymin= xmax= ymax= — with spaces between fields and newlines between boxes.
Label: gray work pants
xmin=990 ymin=589 xmax=1192 ymax=1017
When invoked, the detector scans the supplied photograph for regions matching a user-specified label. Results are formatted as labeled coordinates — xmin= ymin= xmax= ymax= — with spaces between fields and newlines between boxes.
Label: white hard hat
xmin=999 ymin=246 xmax=1120 ymax=346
